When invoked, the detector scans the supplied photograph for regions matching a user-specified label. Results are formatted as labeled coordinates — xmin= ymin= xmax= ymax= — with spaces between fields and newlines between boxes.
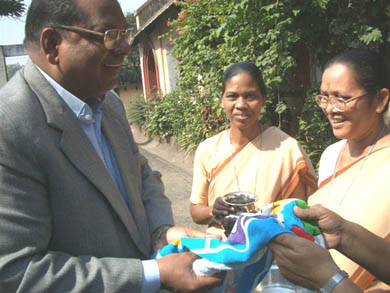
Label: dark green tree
xmin=118 ymin=12 xmax=142 ymax=87
xmin=0 ymin=0 xmax=25 ymax=17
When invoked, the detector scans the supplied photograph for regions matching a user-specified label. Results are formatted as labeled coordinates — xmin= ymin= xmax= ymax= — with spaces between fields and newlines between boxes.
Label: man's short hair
xmin=24 ymin=0 xmax=86 ymax=48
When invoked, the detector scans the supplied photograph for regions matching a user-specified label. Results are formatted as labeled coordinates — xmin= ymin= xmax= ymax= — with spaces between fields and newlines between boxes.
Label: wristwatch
xmin=152 ymin=225 xmax=172 ymax=249
xmin=319 ymin=270 xmax=349 ymax=293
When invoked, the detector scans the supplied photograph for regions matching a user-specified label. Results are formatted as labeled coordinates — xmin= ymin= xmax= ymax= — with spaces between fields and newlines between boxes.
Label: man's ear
xmin=40 ymin=28 xmax=62 ymax=65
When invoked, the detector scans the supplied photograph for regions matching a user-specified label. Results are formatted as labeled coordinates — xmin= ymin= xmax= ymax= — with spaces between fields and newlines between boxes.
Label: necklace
xmin=228 ymin=128 xmax=262 ymax=195
xmin=327 ymin=126 xmax=384 ymax=206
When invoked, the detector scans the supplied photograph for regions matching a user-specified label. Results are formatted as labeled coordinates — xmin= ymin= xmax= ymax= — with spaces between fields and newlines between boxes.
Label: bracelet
xmin=319 ymin=270 xmax=349 ymax=293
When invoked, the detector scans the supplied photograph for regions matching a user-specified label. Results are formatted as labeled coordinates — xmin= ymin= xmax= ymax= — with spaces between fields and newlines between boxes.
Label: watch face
xmin=259 ymin=263 xmax=312 ymax=291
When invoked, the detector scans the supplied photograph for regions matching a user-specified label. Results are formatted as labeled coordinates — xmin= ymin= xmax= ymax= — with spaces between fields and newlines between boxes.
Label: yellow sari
xmin=309 ymin=144 xmax=390 ymax=290
xmin=191 ymin=126 xmax=317 ymax=236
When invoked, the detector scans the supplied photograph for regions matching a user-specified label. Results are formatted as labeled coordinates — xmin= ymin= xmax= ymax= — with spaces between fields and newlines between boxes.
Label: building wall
xmin=0 ymin=47 xmax=7 ymax=88
xmin=136 ymin=7 xmax=179 ymax=98
xmin=118 ymin=85 xmax=144 ymax=108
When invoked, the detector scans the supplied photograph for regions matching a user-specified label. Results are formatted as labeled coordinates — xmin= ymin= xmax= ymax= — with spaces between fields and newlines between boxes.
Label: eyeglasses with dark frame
xmin=51 ymin=24 xmax=134 ymax=50
xmin=315 ymin=93 xmax=369 ymax=112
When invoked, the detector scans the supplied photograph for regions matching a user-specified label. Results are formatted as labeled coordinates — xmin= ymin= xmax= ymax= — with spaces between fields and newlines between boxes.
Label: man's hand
xmin=157 ymin=252 xmax=225 ymax=292
xmin=268 ymin=233 xmax=340 ymax=290
xmin=294 ymin=204 xmax=345 ymax=249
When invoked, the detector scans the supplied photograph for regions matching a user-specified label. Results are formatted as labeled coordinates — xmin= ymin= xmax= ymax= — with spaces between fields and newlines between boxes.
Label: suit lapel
xmin=60 ymin=123 xmax=149 ymax=256
xmin=101 ymin=104 xmax=151 ymax=253
xmin=23 ymin=60 xmax=149 ymax=257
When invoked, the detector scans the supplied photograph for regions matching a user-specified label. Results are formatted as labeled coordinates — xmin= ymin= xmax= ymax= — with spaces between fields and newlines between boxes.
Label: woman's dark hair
xmin=222 ymin=62 xmax=267 ymax=96
xmin=325 ymin=49 xmax=390 ymax=94
xmin=24 ymin=0 xmax=86 ymax=49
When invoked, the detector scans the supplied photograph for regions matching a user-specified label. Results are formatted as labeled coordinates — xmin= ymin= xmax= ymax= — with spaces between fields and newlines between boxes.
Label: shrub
xmin=126 ymin=95 xmax=151 ymax=127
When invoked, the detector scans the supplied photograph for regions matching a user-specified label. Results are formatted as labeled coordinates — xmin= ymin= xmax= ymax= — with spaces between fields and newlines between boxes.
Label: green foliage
xmin=128 ymin=91 xmax=229 ymax=153
xmin=144 ymin=92 xmax=185 ymax=139
xmin=175 ymin=93 xmax=229 ymax=153
xmin=296 ymin=90 xmax=338 ymax=170
xmin=0 ymin=0 xmax=25 ymax=17
xmin=126 ymin=95 xmax=150 ymax=127
xmin=139 ymin=0 xmax=390 ymax=167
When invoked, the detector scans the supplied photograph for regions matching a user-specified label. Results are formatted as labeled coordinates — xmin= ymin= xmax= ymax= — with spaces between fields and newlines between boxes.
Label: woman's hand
xmin=166 ymin=226 xmax=222 ymax=243
xmin=268 ymin=233 xmax=340 ymax=290
xmin=212 ymin=197 xmax=235 ymax=218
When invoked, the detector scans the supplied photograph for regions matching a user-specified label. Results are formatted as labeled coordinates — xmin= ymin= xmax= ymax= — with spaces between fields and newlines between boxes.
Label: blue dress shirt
xmin=38 ymin=67 xmax=160 ymax=292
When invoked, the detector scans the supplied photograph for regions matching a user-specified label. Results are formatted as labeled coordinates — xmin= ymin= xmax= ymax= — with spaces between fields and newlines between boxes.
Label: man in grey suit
xmin=0 ymin=0 xmax=223 ymax=292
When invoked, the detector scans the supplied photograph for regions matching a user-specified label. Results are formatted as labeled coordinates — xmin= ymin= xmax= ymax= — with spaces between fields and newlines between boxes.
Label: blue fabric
xmin=155 ymin=199 xmax=320 ymax=293
xmin=280 ymin=200 xmax=306 ymax=231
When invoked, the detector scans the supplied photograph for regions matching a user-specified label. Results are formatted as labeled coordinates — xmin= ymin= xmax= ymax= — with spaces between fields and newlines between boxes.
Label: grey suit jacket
xmin=0 ymin=59 xmax=174 ymax=292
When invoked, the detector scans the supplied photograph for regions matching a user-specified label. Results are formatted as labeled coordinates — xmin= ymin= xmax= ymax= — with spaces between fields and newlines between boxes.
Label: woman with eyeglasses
xmin=307 ymin=49 xmax=390 ymax=291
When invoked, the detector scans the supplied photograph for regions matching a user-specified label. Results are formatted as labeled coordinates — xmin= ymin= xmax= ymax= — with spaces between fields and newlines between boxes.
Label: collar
xmin=36 ymin=66 xmax=105 ymax=119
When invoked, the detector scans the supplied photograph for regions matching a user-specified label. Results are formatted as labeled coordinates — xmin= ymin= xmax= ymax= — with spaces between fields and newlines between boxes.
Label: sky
xmin=0 ymin=0 xmax=147 ymax=64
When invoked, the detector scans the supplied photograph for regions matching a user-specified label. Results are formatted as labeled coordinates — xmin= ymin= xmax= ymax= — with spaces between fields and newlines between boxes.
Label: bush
xmin=129 ymin=90 xmax=229 ymax=153
xmin=144 ymin=92 xmax=185 ymax=139
xmin=175 ymin=92 xmax=229 ymax=153
xmin=126 ymin=95 xmax=151 ymax=127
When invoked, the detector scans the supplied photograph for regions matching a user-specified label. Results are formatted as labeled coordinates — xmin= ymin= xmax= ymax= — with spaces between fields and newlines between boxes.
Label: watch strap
xmin=152 ymin=225 xmax=172 ymax=248
xmin=319 ymin=270 xmax=349 ymax=293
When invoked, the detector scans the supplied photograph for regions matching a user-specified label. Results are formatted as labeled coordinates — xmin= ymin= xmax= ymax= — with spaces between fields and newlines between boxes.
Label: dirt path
xmin=131 ymin=126 xmax=205 ymax=231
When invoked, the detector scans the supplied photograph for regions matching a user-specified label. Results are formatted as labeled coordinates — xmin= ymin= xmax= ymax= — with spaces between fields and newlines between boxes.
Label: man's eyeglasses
xmin=51 ymin=24 xmax=134 ymax=50
xmin=315 ymin=93 xmax=369 ymax=112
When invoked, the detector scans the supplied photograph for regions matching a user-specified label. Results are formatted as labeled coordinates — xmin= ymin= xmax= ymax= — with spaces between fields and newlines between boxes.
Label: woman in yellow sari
xmin=189 ymin=62 xmax=317 ymax=238
xmin=307 ymin=49 xmax=390 ymax=291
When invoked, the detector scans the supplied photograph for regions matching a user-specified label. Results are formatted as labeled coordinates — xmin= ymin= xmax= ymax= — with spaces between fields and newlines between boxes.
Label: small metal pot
xmin=220 ymin=192 xmax=258 ymax=235
xmin=222 ymin=191 xmax=257 ymax=213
